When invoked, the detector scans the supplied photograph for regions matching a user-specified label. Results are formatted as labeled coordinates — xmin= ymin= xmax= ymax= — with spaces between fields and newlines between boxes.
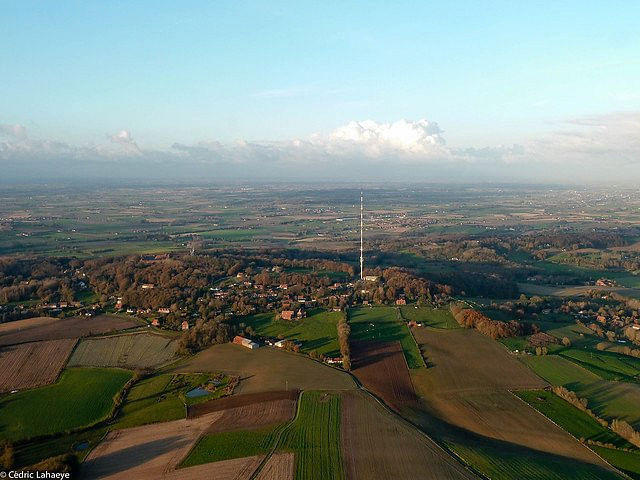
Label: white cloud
xmin=108 ymin=129 xmax=141 ymax=154
xmin=2 ymin=113 xmax=640 ymax=182
xmin=0 ymin=123 xmax=27 ymax=139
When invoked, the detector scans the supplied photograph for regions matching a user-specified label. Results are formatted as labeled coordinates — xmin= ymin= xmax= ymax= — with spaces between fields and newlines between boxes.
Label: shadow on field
xmin=80 ymin=435 xmax=189 ymax=478
xmin=405 ymin=404 xmax=621 ymax=479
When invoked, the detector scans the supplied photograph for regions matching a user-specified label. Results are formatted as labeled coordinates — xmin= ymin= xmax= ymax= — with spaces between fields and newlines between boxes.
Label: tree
xmin=0 ymin=441 xmax=14 ymax=470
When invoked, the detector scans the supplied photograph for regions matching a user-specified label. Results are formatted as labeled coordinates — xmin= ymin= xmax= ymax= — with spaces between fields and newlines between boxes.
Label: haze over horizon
xmin=2 ymin=1 xmax=639 ymax=183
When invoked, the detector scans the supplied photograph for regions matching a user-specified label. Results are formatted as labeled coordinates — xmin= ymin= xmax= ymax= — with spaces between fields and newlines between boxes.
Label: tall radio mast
xmin=360 ymin=191 xmax=364 ymax=280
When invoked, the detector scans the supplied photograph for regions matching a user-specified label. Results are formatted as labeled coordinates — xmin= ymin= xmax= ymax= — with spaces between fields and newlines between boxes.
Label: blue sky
xmin=2 ymin=1 xmax=640 ymax=182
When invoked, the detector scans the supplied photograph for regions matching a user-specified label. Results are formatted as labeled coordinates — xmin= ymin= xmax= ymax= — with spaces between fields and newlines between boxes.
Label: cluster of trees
xmin=0 ymin=257 xmax=77 ymax=304
xmin=337 ymin=313 xmax=351 ymax=370
xmin=517 ymin=231 xmax=629 ymax=252
xmin=450 ymin=305 xmax=528 ymax=340
xmin=0 ymin=440 xmax=13 ymax=470
xmin=178 ymin=317 xmax=232 ymax=354
xmin=611 ymin=419 xmax=640 ymax=448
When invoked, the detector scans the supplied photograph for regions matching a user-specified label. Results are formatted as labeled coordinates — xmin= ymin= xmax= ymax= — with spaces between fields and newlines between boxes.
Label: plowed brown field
xmin=80 ymin=411 xmax=236 ymax=479
xmin=341 ymin=390 xmax=477 ymax=480
xmin=188 ymin=390 xmax=298 ymax=418
xmin=351 ymin=341 xmax=416 ymax=410
xmin=0 ymin=315 xmax=140 ymax=347
xmin=410 ymin=328 xmax=616 ymax=472
xmin=0 ymin=338 xmax=76 ymax=392
xmin=255 ymin=453 xmax=295 ymax=480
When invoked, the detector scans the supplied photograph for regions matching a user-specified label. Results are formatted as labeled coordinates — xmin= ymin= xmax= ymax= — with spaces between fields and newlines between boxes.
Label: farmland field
xmin=516 ymin=390 xmax=631 ymax=448
xmin=181 ymin=424 xmax=279 ymax=467
xmin=171 ymin=343 xmax=355 ymax=394
xmin=188 ymin=390 xmax=298 ymax=418
xmin=0 ymin=338 xmax=76 ymax=392
xmin=559 ymin=348 xmax=640 ymax=381
xmin=279 ymin=391 xmax=344 ymax=480
xmin=519 ymin=355 xmax=601 ymax=388
xmin=450 ymin=442 xmax=622 ymax=480
xmin=400 ymin=305 xmax=460 ymax=329
xmin=409 ymin=328 xmax=617 ymax=478
xmin=81 ymin=411 xmax=239 ymax=480
xmin=351 ymin=341 xmax=416 ymax=410
xmin=68 ymin=332 xmax=178 ymax=369
xmin=521 ymin=355 xmax=640 ymax=428
xmin=205 ymin=395 xmax=297 ymax=434
xmin=411 ymin=328 xmax=546 ymax=394
xmin=255 ymin=452 xmax=295 ymax=480
xmin=234 ymin=309 xmax=342 ymax=356
xmin=592 ymin=447 xmax=640 ymax=479
xmin=0 ymin=314 xmax=140 ymax=347
xmin=115 ymin=373 xmax=231 ymax=429
xmin=341 ymin=390 xmax=476 ymax=480
xmin=0 ymin=367 xmax=132 ymax=441
xmin=349 ymin=306 xmax=423 ymax=368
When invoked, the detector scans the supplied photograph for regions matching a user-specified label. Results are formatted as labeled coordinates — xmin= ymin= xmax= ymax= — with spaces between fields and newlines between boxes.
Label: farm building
xmin=233 ymin=335 xmax=259 ymax=349
xmin=325 ymin=357 xmax=343 ymax=365
xmin=281 ymin=309 xmax=306 ymax=321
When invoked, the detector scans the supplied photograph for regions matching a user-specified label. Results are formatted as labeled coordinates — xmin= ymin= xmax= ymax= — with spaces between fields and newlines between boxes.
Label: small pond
xmin=185 ymin=387 xmax=210 ymax=398
xmin=73 ymin=441 xmax=89 ymax=452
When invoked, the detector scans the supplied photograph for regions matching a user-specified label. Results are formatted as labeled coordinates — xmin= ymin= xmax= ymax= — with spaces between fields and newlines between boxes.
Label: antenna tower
xmin=360 ymin=191 xmax=364 ymax=280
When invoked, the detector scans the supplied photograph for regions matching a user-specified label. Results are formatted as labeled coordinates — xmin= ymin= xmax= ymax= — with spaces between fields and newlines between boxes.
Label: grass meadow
xmin=235 ymin=309 xmax=343 ymax=356
xmin=349 ymin=306 xmax=424 ymax=369
xmin=0 ymin=368 xmax=132 ymax=441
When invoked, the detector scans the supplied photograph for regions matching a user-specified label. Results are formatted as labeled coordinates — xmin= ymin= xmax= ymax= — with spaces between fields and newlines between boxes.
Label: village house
xmin=158 ymin=307 xmax=171 ymax=314
xmin=181 ymin=320 xmax=190 ymax=330
xmin=141 ymin=284 xmax=155 ymax=289
xmin=151 ymin=318 xmax=160 ymax=327
xmin=395 ymin=298 xmax=406 ymax=305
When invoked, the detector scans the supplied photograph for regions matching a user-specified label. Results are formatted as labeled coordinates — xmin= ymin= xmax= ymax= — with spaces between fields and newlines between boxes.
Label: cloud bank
xmin=1 ymin=113 xmax=639 ymax=183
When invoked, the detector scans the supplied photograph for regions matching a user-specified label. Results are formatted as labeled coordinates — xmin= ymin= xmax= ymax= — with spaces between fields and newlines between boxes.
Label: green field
xmin=521 ymin=355 xmax=640 ymax=428
xmin=516 ymin=390 xmax=631 ymax=448
xmin=520 ymin=355 xmax=601 ymax=389
xmin=235 ymin=309 xmax=342 ymax=356
xmin=68 ymin=332 xmax=179 ymax=369
xmin=451 ymin=442 xmax=621 ymax=480
xmin=349 ymin=306 xmax=424 ymax=368
xmin=115 ymin=373 xmax=230 ymax=429
xmin=279 ymin=391 xmax=344 ymax=480
xmin=180 ymin=425 xmax=280 ymax=467
xmin=399 ymin=305 xmax=460 ymax=329
xmin=559 ymin=348 xmax=640 ymax=381
xmin=13 ymin=427 xmax=108 ymax=469
xmin=0 ymin=368 xmax=132 ymax=441
xmin=592 ymin=447 xmax=640 ymax=479
xmin=179 ymin=390 xmax=343 ymax=479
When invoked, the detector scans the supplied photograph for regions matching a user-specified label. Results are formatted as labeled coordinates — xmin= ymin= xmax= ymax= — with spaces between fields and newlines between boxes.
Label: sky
xmin=1 ymin=0 xmax=640 ymax=183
